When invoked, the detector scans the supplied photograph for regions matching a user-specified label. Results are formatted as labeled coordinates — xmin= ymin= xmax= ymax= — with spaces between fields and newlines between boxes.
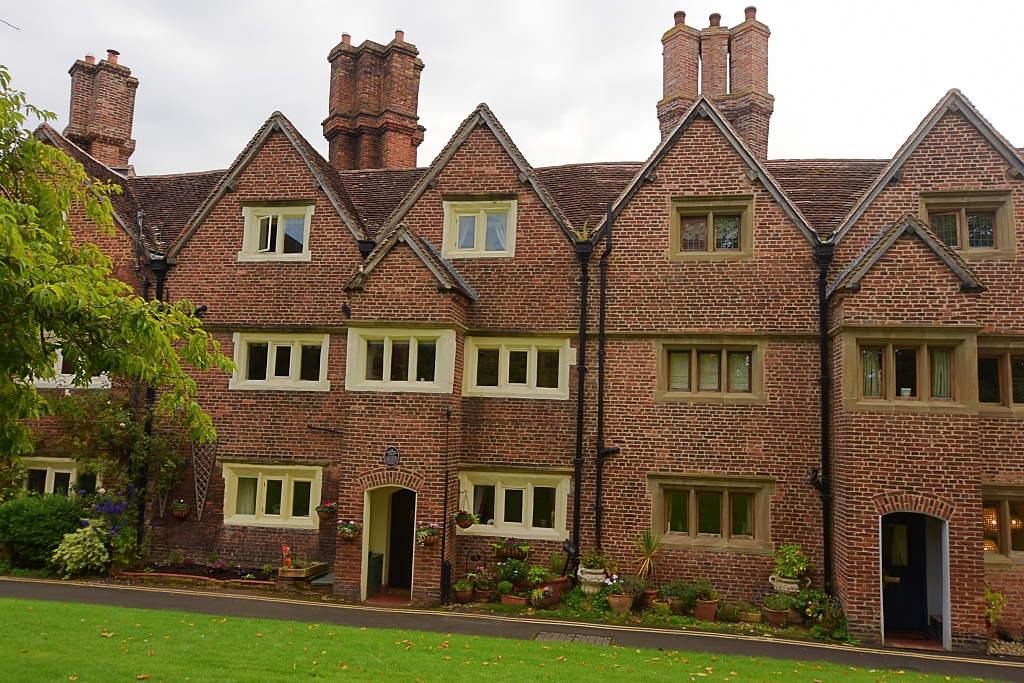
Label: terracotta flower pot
xmin=549 ymin=576 xmax=568 ymax=605
xmin=454 ymin=589 xmax=474 ymax=604
xmin=423 ymin=534 xmax=439 ymax=546
xmin=607 ymin=593 xmax=633 ymax=616
xmin=500 ymin=594 xmax=528 ymax=605
xmin=641 ymin=588 xmax=660 ymax=610
xmin=456 ymin=517 xmax=474 ymax=529
xmin=764 ymin=608 xmax=788 ymax=627
xmin=669 ymin=597 xmax=684 ymax=615
xmin=694 ymin=599 xmax=719 ymax=622
xmin=740 ymin=611 xmax=763 ymax=623
xmin=532 ymin=594 xmax=553 ymax=610
xmin=474 ymin=589 xmax=494 ymax=603
xmin=171 ymin=507 xmax=190 ymax=519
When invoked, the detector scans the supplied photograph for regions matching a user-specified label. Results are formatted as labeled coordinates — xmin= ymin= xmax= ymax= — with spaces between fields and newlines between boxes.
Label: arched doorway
xmin=362 ymin=486 xmax=416 ymax=604
xmin=880 ymin=512 xmax=950 ymax=650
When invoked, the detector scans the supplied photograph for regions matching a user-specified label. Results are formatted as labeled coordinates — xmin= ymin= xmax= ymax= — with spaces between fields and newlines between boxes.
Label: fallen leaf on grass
xmin=136 ymin=676 xmax=150 ymax=680
xmin=339 ymin=663 xmax=348 ymax=670
xmin=147 ymin=651 xmax=154 ymax=656
xmin=255 ymin=633 xmax=263 ymax=637
xmin=101 ymin=631 xmax=114 ymax=638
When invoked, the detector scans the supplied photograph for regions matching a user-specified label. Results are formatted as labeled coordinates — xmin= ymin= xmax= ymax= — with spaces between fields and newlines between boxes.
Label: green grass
xmin=0 ymin=598 xmax=986 ymax=682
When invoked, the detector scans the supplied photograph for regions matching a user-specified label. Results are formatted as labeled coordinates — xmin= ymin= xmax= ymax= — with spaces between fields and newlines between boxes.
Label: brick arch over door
xmin=356 ymin=468 xmax=425 ymax=492
xmin=870 ymin=491 xmax=955 ymax=521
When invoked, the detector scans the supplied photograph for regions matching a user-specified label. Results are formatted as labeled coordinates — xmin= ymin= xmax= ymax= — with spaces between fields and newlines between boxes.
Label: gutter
xmin=810 ymin=240 xmax=835 ymax=592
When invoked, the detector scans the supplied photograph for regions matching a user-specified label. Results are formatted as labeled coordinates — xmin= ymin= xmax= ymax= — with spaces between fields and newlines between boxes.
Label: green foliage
xmin=549 ymin=551 xmax=567 ymax=575
xmin=717 ymin=602 xmax=741 ymax=622
xmin=51 ymin=522 xmax=109 ymax=577
xmin=580 ymin=547 xmax=615 ymax=571
xmin=496 ymin=558 xmax=526 ymax=582
xmin=0 ymin=494 xmax=83 ymax=565
xmin=772 ymin=544 xmax=814 ymax=579
xmin=632 ymin=527 xmax=663 ymax=582
xmin=763 ymin=593 xmax=793 ymax=611
xmin=452 ymin=578 xmax=473 ymax=592
xmin=736 ymin=599 xmax=759 ymax=615
xmin=795 ymin=588 xmax=830 ymax=620
xmin=619 ymin=574 xmax=646 ymax=600
xmin=496 ymin=580 xmax=513 ymax=596
xmin=526 ymin=565 xmax=551 ymax=586
xmin=0 ymin=64 xmax=232 ymax=462
xmin=985 ymin=584 xmax=1006 ymax=624
xmin=692 ymin=577 xmax=718 ymax=602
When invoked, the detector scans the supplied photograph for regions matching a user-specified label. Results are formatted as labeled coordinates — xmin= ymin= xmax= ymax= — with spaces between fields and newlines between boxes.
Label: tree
xmin=0 ymin=64 xmax=232 ymax=462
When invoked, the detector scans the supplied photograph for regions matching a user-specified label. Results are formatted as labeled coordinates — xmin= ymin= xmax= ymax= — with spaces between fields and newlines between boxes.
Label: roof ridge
xmin=133 ymin=169 xmax=228 ymax=179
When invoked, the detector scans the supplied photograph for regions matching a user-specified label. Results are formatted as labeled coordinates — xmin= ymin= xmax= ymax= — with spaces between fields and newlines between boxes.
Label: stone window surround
xmin=919 ymin=190 xmax=1016 ymax=260
xmin=653 ymin=336 xmax=767 ymax=404
xmin=456 ymin=465 xmax=571 ymax=542
xmin=345 ymin=326 xmax=456 ymax=394
xmin=229 ymin=332 xmax=331 ymax=392
xmin=669 ymin=194 xmax=755 ymax=261
xmin=21 ymin=456 xmax=97 ymax=495
xmin=647 ymin=472 xmax=775 ymax=554
xmin=976 ymin=336 xmax=1024 ymax=419
xmin=237 ymin=200 xmax=316 ymax=262
xmin=32 ymin=343 xmax=111 ymax=390
xmin=463 ymin=336 xmax=575 ymax=400
xmin=221 ymin=460 xmax=323 ymax=530
xmin=441 ymin=195 xmax=518 ymax=259
xmin=982 ymin=484 xmax=1024 ymax=566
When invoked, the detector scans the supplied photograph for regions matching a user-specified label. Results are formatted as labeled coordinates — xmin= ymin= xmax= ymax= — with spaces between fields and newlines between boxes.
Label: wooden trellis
xmin=191 ymin=440 xmax=218 ymax=521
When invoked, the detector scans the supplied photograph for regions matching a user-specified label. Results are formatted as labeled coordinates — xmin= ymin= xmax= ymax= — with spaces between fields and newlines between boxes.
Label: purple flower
xmin=81 ymin=519 xmax=89 ymax=527
xmin=77 ymin=489 xmax=86 ymax=495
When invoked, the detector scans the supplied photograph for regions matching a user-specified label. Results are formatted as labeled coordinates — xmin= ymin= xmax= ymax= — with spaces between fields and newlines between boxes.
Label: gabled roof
xmin=828 ymin=213 xmax=984 ymax=297
xmin=589 ymin=95 xmax=817 ymax=246
xmin=374 ymin=103 xmax=576 ymax=244
xmin=339 ymin=168 xmax=427 ymax=237
xmin=534 ymin=162 xmax=642 ymax=235
xmin=167 ymin=112 xmax=364 ymax=259
xmin=764 ymin=159 xmax=889 ymax=233
xmin=831 ymin=90 xmax=1024 ymax=244
xmin=344 ymin=224 xmax=478 ymax=301
xmin=127 ymin=170 xmax=225 ymax=248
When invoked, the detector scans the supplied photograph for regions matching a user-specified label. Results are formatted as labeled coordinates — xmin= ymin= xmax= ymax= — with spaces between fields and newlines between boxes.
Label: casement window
xmin=456 ymin=469 xmax=570 ymax=541
xmin=230 ymin=333 xmax=330 ymax=391
xmin=920 ymin=191 xmax=1015 ymax=259
xmin=856 ymin=343 xmax=958 ymax=402
xmin=32 ymin=346 xmax=111 ymax=390
xmin=655 ymin=339 xmax=765 ymax=404
xmin=669 ymin=195 xmax=754 ymax=260
xmin=649 ymin=473 xmax=774 ymax=553
xmin=976 ymin=349 xmax=1024 ymax=412
xmin=238 ymin=203 xmax=315 ymax=262
xmin=222 ymin=462 xmax=322 ymax=529
xmin=463 ymin=337 xmax=574 ymax=399
xmin=441 ymin=198 xmax=517 ymax=258
xmin=982 ymin=486 xmax=1024 ymax=563
xmin=345 ymin=328 xmax=456 ymax=393
xmin=21 ymin=457 xmax=97 ymax=496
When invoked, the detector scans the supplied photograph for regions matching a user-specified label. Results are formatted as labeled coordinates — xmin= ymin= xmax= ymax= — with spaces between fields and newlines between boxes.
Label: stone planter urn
xmin=577 ymin=567 xmax=606 ymax=596
xmin=474 ymin=589 xmax=494 ymax=603
xmin=764 ymin=607 xmax=788 ymax=627
xmin=607 ymin=593 xmax=633 ymax=615
xmin=693 ymin=599 xmax=718 ymax=622
xmin=740 ymin=610 xmax=763 ymax=623
xmin=768 ymin=574 xmax=810 ymax=595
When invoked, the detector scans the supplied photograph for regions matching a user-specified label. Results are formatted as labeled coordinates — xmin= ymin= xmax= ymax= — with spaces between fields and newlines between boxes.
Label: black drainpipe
xmin=140 ymin=256 xmax=171 ymax=545
xmin=595 ymin=203 xmax=619 ymax=549
xmin=572 ymin=239 xmax=593 ymax=561
xmin=811 ymin=240 xmax=835 ymax=593
xmin=440 ymin=405 xmax=453 ymax=604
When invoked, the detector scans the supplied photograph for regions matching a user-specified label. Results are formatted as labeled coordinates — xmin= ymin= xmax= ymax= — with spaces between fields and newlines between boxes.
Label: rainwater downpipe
xmin=572 ymin=239 xmax=593 ymax=562
xmin=812 ymin=240 xmax=835 ymax=593
xmin=440 ymin=405 xmax=453 ymax=604
xmin=595 ymin=203 xmax=619 ymax=550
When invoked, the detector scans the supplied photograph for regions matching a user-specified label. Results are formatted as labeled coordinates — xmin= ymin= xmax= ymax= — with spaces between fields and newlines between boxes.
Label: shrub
xmin=550 ymin=552 xmax=567 ymax=576
xmin=795 ymin=588 xmax=830 ymax=620
xmin=527 ymin=565 xmax=551 ymax=585
xmin=717 ymin=602 xmax=741 ymax=622
xmin=0 ymin=495 xmax=84 ymax=566
xmin=763 ymin=593 xmax=793 ymax=611
xmin=169 ymin=551 xmax=182 ymax=565
xmin=736 ymin=600 xmax=759 ymax=615
xmin=52 ymin=523 xmax=109 ymax=577
xmin=497 ymin=558 xmax=527 ymax=582
xmin=453 ymin=578 xmax=473 ymax=592
xmin=773 ymin=544 xmax=814 ymax=579
xmin=620 ymin=574 xmax=646 ymax=600
xmin=692 ymin=577 xmax=718 ymax=601
xmin=496 ymin=580 xmax=513 ymax=595
xmin=985 ymin=584 xmax=1006 ymax=625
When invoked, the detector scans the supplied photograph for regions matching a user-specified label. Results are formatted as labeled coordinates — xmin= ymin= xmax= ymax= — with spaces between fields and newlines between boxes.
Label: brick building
xmin=29 ymin=8 xmax=1024 ymax=652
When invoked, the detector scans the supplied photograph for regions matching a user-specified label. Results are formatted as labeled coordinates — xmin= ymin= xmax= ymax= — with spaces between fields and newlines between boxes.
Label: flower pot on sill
xmin=669 ymin=597 xmax=684 ymax=615
xmin=423 ymin=534 xmax=439 ymax=547
xmin=740 ymin=611 xmax=763 ymax=623
xmin=171 ymin=507 xmax=190 ymax=519
xmin=454 ymin=589 xmax=474 ymax=605
xmin=456 ymin=518 xmax=474 ymax=529
xmin=607 ymin=593 xmax=633 ymax=616
xmin=316 ymin=510 xmax=333 ymax=521
xmin=500 ymin=594 xmax=528 ymax=605
xmin=694 ymin=599 xmax=719 ymax=622
xmin=764 ymin=607 xmax=788 ymax=627
xmin=641 ymin=588 xmax=660 ymax=610
xmin=474 ymin=589 xmax=494 ymax=603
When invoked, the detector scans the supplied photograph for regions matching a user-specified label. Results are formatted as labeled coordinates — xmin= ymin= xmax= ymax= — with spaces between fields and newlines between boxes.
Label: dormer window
xmin=238 ymin=202 xmax=315 ymax=262
xmin=920 ymin=191 xmax=1015 ymax=259
xmin=442 ymin=198 xmax=517 ymax=258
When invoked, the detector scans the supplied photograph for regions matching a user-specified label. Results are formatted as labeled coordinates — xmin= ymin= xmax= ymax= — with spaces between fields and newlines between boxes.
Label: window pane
xmin=76 ymin=473 xmax=96 ymax=494
xmin=1011 ymin=502 xmax=1024 ymax=552
xmin=697 ymin=492 xmax=721 ymax=535
xmin=60 ymin=353 xmax=74 ymax=376
xmin=930 ymin=348 xmax=952 ymax=399
xmin=731 ymin=494 xmax=754 ymax=537
xmin=390 ymin=341 xmax=410 ymax=382
xmin=283 ymin=217 xmax=304 ymax=253
xmin=300 ymin=345 xmax=322 ymax=382
xmin=1012 ymin=357 xmax=1024 ymax=404
xmin=698 ymin=351 xmax=720 ymax=391
xmin=537 ymin=350 xmax=560 ymax=388
xmin=247 ymin=342 xmax=268 ymax=381
xmin=967 ymin=212 xmax=995 ymax=249
xmin=862 ymin=348 xmax=883 ymax=397
xmin=668 ymin=350 xmax=690 ymax=391
xmin=291 ymin=481 xmax=311 ymax=517
xmin=666 ymin=492 xmax=688 ymax=533
xmin=52 ymin=472 xmax=71 ymax=496
xmin=274 ymin=345 xmax=292 ymax=378
xmin=978 ymin=357 xmax=1001 ymax=403
xmin=983 ymin=501 xmax=1000 ymax=551
xmin=265 ymin=480 xmax=283 ymax=516
xmin=504 ymin=489 xmax=524 ymax=524
xmin=728 ymin=351 xmax=751 ymax=392
xmin=532 ymin=487 xmax=556 ymax=528
xmin=476 ymin=348 xmax=499 ymax=386
xmin=365 ymin=341 xmax=384 ymax=381
xmin=457 ymin=215 xmax=476 ymax=249
xmin=416 ymin=341 xmax=436 ymax=382
xmin=930 ymin=212 xmax=959 ymax=248
xmin=894 ymin=348 xmax=917 ymax=398
xmin=715 ymin=215 xmax=741 ymax=250
xmin=258 ymin=215 xmax=278 ymax=252
xmin=680 ymin=216 xmax=707 ymax=251
xmin=26 ymin=469 xmax=46 ymax=494
xmin=485 ymin=213 xmax=507 ymax=251
xmin=236 ymin=477 xmax=257 ymax=515
xmin=473 ymin=485 xmax=495 ymax=524
xmin=508 ymin=350 xmax=528 ymax=384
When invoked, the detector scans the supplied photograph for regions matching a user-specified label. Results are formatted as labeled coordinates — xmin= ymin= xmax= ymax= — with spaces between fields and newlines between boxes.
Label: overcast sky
xmin=3 ymin=1 xmax=1023 ymax=176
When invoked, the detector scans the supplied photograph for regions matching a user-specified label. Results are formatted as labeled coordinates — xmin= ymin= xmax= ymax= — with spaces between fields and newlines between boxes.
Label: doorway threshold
xmin=364 ymin=588 xmax=411 ymax=606
xmin=885 ymin=631 xmax=945 ymax=652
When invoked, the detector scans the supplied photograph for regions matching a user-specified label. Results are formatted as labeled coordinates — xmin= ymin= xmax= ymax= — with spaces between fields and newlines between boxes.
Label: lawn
xmin=0 ymin=598 xmax=984 ymax=682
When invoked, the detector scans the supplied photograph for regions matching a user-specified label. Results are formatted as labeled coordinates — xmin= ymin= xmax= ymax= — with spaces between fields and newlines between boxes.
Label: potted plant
xmin=453 ymin=578 xmax=474 ymax=604
xmin=416 ymin=521 xmax=440 ymax=546
xmin=497 ymin=558 xmax=527 ymax=586
xmin=170 ymin=499 xmax=190 ymax=518
xmin=577 ymin=547 xmax=614 ymax=596
xmin=337 ymin=519 xmax=361 ymax=541
xmin=605 ymin=576 xmax=633 ymax=615
xmin=473 ymin=567 xmax=497 ymax=603
xmin=497 ymin=581 xmax=526 ymax=605
xmin=632 ymin=528 xmax=663 ymax=609
xmin=795 ymin=588 xmax=830 ymax=625
xmin=769 ymin=544 xmax=814 ymax=595
xmin=620 ymin=574 xmax=646 ymax=611
xmin=763 ymin=593 xmax=793 ymax=627
xmin=493 ymin=538 xmax=530 ymax=560
xmin=527 ymin=565 xmax=551 ymax=587
xmin=692 ymin=577 xmax=719 ymax=621
xmin=737 ymin=599 xmax=762 ymax=623
xmin=452 ymin=509 xmax=478 ymax=529
xmin=315 ymin=501 xmax=337 ymax=521
xmin=660 ymin=580 xmax=687 ymax=615
xmin=531 ymin=585 xmax=554 ymax=610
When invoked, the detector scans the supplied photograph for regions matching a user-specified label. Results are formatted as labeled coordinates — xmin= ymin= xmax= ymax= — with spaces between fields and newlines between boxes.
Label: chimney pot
xmin=341 ymin=33 xmax=351 ymax=45
xmin=84 ymin=54 xmax=95 ymax=65
xmin=395 ymin=29 xmax=404 ymax=42
xmin=709 ymin=13 xmax=721 ymax=27
xmin=744 ymin=6 xmax=756 ymax=20
xmin=106 ymin=49 xmax=119 ymax=64
xmin=674 ymin=10 xmax=686 ymax=25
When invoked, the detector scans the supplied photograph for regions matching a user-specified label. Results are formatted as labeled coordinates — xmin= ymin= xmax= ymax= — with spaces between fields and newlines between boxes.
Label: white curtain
xmin=931 ymin=349 xmax=952 ymax=399
xmin=457 ymin=215 xmax=476 ymax=249
xmin=236 ymin=477 xmax=257 ymax=515
xmin=862 ymin=349 xmax=882 ymax=397
xmin=485 ymin=213 xmax=507 ymax=251
xmin=669 ymin=351 xmax=689 ymax=391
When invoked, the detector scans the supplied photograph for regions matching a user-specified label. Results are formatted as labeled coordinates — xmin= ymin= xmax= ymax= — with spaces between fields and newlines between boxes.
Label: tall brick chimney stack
xmin=323 ymin=30 xmax=426 ymax=170
xmin=64 ymin=49 xmax=139 ymax=172
xmin=657 ymin=8 xmax=774 ymax=161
